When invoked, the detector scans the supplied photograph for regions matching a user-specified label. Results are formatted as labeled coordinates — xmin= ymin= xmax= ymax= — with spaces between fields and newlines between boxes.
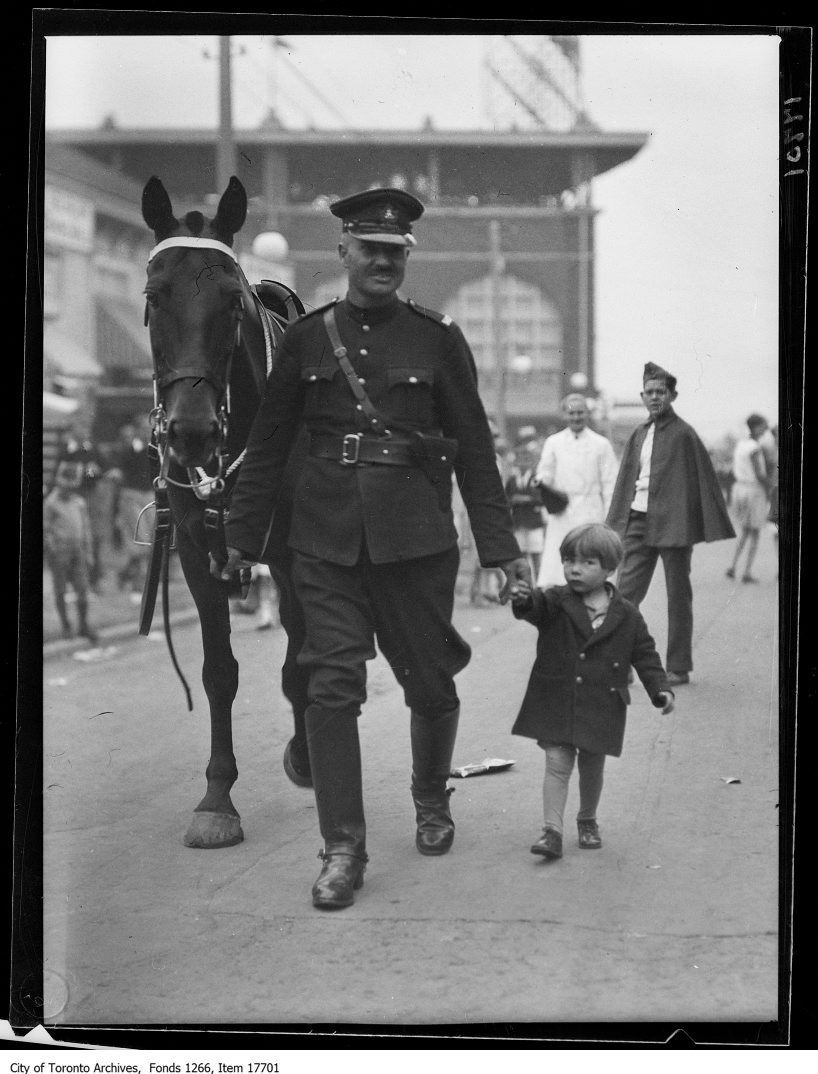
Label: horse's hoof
xmin=183 ymin=811 xmax=244 ymax=849
xmin=283 ymin=737 xmax=313 ymax=788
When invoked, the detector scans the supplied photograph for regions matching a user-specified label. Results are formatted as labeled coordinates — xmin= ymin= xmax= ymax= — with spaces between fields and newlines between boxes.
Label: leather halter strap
xmin=148 ymin=236 xmax=238 ymax=262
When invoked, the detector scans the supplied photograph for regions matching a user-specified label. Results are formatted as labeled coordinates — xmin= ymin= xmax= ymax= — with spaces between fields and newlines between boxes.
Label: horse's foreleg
xmin=176 ymin=536 xmax=244 ymax=848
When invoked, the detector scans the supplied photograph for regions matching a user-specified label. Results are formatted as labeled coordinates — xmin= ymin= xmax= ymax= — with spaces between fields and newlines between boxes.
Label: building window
xmin=444 ymin=275 xmax=563 ymax=374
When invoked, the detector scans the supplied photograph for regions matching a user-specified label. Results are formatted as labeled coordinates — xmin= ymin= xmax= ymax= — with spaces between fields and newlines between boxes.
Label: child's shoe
xmin=530 ymin=827 xmax=563 ymax=859
xmin=577 ymin=819 xmax=602 ymax=849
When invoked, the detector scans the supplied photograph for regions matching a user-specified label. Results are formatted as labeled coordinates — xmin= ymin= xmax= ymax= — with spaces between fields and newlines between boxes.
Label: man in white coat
xmin=534 ymin=393 xmax=618 ymax=586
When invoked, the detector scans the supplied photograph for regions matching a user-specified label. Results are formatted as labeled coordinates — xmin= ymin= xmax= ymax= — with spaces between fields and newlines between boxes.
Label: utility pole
xmin=217 ymin=36 xmax=236 ymax=192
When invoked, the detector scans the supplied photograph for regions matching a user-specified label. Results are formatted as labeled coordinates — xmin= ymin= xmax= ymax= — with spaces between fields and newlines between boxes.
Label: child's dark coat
xmin=512 ymin=585 xmax=670 ymax=756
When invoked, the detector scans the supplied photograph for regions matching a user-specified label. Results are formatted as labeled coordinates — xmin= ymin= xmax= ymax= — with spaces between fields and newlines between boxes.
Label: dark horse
xmin=140 ymin=175 xmax=311 ymax=849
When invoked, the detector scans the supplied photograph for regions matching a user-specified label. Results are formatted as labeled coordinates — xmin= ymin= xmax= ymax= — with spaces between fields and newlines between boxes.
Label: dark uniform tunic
xmin=226 ymin=295 xmax=520 ymax=718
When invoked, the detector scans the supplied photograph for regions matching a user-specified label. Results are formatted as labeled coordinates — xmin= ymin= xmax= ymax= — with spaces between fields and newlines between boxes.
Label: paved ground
xmin=40 ymin=525 xmax=781 ymax=1037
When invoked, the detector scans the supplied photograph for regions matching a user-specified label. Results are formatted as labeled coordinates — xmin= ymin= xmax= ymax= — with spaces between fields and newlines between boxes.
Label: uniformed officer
xmin=215 ymin=188 xmax=530 ymax=909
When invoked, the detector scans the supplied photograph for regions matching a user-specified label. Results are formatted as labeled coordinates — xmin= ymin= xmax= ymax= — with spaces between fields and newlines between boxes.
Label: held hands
xmin=498 ymin=557 xmax=533 ymax=606
xmin=209 ymin=545 xmax=258 ymax=582
xmin=656 ymin=690 xmax=675 ymax=715
xmin=507 ymin=577 xmax=534 ymax=610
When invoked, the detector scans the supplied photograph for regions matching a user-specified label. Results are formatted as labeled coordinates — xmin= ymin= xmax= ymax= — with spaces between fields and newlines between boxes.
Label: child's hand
xmin=657 ymin=691 xmax=675 ymax=714
xmin=509 ymin=579 xmax=533 ymax=608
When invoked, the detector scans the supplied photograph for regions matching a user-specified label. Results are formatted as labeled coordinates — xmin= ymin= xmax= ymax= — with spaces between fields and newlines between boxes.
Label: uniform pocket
xmin=300 ymin=363 xmax=337 ymax=411
xmin=301 ymin=364 xmax=336 ymax=384
xmin=386 ymin=367 xmax=435 ymax=424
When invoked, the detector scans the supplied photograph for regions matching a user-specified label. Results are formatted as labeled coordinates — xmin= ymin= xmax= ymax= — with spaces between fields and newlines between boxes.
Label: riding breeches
xmin=291 ymin=545 xmax=471 ymax=719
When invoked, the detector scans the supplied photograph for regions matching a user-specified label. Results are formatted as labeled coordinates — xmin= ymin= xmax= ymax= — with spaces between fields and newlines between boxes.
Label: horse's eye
xmin=231 ymin=294 xmax=244 ymax=314
xmin=145 ymin=291 xmax=160 ymax=307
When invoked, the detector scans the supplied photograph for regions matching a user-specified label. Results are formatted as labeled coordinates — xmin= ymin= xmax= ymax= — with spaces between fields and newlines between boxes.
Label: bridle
xmin=144 ymin=236 xmax=277 ymax=500
xmin=138 ymin=236 xmax=282 ymax=690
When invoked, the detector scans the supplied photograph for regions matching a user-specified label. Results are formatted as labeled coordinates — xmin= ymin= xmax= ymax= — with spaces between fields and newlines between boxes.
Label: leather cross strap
xmin=323 ymin=307 xmax=389 ymax=436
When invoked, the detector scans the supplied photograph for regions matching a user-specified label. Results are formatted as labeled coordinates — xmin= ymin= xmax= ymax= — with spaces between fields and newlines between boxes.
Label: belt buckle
xmin=341 ymin=433 xmax=362 ymax=465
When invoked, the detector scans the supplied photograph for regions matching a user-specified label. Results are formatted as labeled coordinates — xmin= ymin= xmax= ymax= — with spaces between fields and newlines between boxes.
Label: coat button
xmin=356 ymin=404 xmax=363 ymax=411
xmin=610 ymin=687 xmax=617 ymax=693
xmin=362 ymin=324 xmax=370 ymax=332
xmin=612 ymin=661 xmax=620 ymax=668
xmin=578 ymin=653 xmax=586 ymax=660
xmin=408 ymin=376 xmax=418 ymax=383
xmin=359 ymin=349 xmax=368 ymax=356
xmin=576 ymin=676 xmax=583 ymax=684
xmin=358 ymin=377 xmax=366 ymax=384
xmin=309 ymin=374 xmax=317 ymax=381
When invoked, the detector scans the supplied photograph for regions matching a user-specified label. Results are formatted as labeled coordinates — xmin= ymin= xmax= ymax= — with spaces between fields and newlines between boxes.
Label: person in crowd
xmin=43 ymin=459 xmax=99 ymax=644
xmin=766 ymin=425 xmax=779 ymax=544
xmin=606 ymin=363 xmax=735 ymax=686
xmin=726 ymin=413 xmax=772 ymax=583
xmin=55 ymin=426 xmax=106 ymax=590
xmin=468 ymin=420 xmax=511 ymax=605
xmin=249 ymin=563 xmax=279 ymax=630
xmin=505 ymin=438 xmax=546 ymax=579
xmin=759 ymin=422 xmax=779 ymax=565
xmin=106 ymin=418 xmax=155 ymax=601
xmin=534 ymin=393 xmax=618 ymax=587
xmin=214 ymin=187 xmax=529 ymax=910
xmin=509 ymin=522 xmax=674 ymax=860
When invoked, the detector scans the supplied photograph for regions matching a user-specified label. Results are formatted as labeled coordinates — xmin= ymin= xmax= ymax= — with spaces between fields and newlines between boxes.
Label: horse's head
xmin=142 ymin=176 xmax=248 ymax=469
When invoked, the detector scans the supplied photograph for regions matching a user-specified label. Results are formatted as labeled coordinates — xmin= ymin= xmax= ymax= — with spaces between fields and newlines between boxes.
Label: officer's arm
xmin=224 ymin=334 xmax=305 ymax=561
xmin=436 ymin=325 xmax=521 ymax=568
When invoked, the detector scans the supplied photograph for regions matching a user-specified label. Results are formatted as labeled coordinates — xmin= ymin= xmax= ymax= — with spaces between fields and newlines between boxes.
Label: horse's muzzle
xmin=165 ymin=416 xmax=221 ymax=467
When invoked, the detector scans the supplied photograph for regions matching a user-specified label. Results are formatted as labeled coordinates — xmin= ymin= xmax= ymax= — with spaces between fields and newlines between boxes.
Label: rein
xmin=139 ymin=237 xmax=282 ymax=706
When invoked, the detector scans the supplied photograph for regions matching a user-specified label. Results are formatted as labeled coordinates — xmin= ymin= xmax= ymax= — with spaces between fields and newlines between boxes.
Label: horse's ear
xmin=211 ymin=176 xmax=247 ymax=242
xmin=142 ymin=177 xmax=178 ymax=239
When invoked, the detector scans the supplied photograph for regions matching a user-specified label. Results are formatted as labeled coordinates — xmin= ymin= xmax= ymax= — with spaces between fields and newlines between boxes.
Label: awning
xmin=95 ymin=295 xmax=153 ymax=379
xmin=43 ymin=389 xmax=79 ymax=418
xmin=43 ymin=323 xmax=102 ymax=379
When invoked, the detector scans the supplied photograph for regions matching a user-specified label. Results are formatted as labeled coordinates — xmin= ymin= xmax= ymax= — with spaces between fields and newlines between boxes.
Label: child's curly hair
xmin=559 ymin=523 xmax=624 ymax=571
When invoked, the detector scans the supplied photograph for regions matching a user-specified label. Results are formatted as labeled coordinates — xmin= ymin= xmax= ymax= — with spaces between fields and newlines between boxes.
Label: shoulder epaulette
xmin=406 ymin=299 xmax=453 ymax=328
xmin=296 ymin=297 xmax=341 ymax=321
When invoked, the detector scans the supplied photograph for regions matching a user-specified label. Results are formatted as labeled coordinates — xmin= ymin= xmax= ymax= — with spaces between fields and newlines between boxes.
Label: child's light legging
xmin=540 ymin=743 xmax=606 ymax=834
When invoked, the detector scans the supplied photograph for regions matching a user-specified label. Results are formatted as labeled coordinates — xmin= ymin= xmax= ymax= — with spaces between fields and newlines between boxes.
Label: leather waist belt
xmin=310 ymin=433 xmax=418 ymax=467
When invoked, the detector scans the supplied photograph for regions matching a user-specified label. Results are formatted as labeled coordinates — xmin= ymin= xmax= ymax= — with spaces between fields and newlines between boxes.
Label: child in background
xmin=44 ymin=460 xmax=99 ymax=644
xmin=509 ymin=522 xmax=674 ymax=860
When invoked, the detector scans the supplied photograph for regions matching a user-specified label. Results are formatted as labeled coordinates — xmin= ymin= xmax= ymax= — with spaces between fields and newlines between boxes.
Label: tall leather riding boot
xmin=305 ymin=704 xmax=368 ymax=909
xmin=411 ymin=705 xmax=460 ymax=855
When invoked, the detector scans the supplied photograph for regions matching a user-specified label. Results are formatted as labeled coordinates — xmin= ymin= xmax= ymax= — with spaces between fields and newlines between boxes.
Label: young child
xmin=44 ymin=460 xmax=99 ymax=644
xmin=509 ymin=522 xmax=674 ymax=860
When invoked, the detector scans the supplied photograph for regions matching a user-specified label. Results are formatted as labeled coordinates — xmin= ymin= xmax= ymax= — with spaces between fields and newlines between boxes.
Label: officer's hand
xmin=210 ymin=545 xmax=258 ymax=582
xmin=497 ymin=557 xmax=533 ymax=605
xmin=657 ymin=691 xmax=675 ymax=714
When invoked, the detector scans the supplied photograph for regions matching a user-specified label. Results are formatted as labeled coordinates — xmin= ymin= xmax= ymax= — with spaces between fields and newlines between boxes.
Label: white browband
xmin=148 ymin=237 xmax=238 ymax=263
